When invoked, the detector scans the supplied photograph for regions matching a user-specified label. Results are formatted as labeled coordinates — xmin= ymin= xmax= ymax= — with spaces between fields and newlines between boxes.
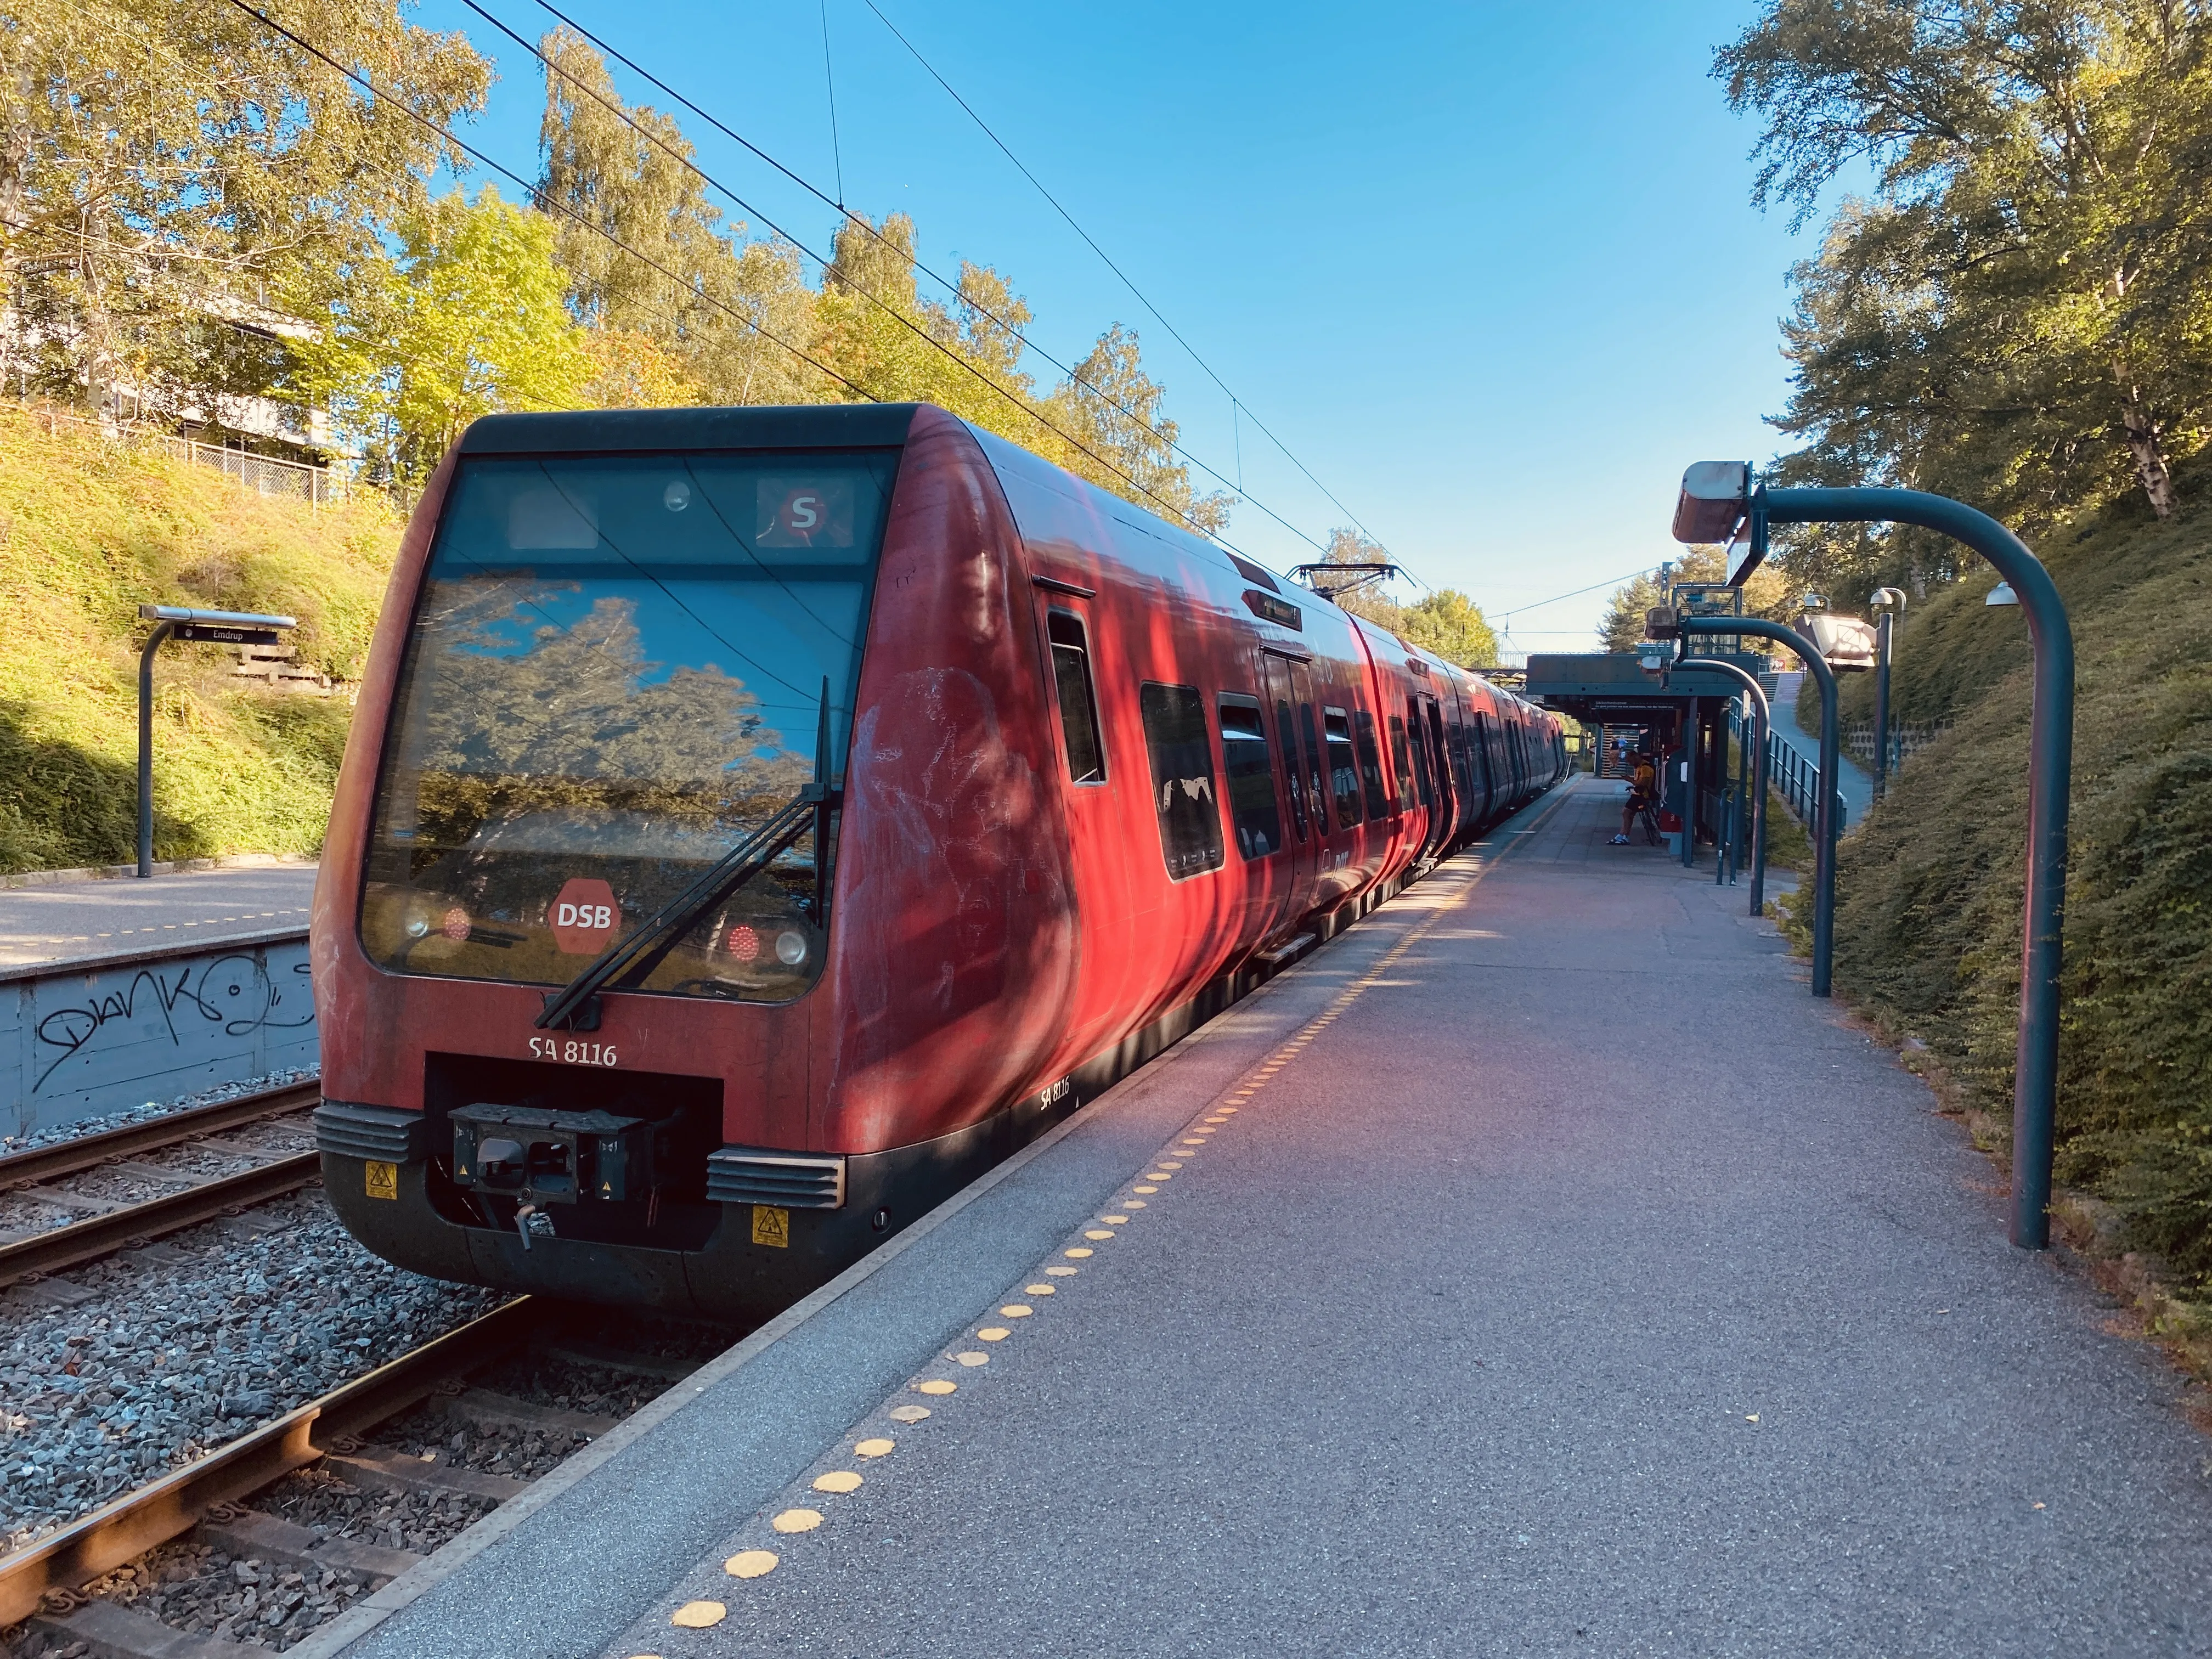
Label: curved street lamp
xmin=137 ymin=604 xmax=297 ymax=877
xmin=1673 ymin=465 xmax=2075 ymax=1250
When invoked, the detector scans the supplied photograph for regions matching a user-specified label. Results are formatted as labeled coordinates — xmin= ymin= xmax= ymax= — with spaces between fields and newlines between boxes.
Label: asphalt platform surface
xmin=321 ymin=777 xmax=2212 ymax=1659
xmin=0 ymin=864 xmax=316 ymax=968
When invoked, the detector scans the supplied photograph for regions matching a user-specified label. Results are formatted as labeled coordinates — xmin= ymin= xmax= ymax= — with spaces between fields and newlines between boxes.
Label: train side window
xmin=1408 ymin=699 xmax=1437 ymax=808
xmin=1046 ymin=610 xmax=1105 ymax=785
xmin=1217 ymin=694 xmax=1284 ymax=860
xmin=1300 ymin=704 xmax=1330 ymax=833
xmin=1139 ymin=681 xmax=1225 ymax=880
xmin=1389 ymin=714 xmax=1416 ymax=810
xmin=1323 ymin=707 xmax=1363 ymax=826
xmin=1353 ymin=709 xmax=1389 ymax=820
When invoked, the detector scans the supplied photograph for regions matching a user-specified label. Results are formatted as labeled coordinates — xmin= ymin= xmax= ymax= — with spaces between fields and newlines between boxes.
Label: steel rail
xmin=0 ymin=1082 xmax=321 ymax=1193
xmin=0 ymin=1297 xmax=550 ymax=1627
xmin=0 ymin=1152 xmax=321 ymax=1290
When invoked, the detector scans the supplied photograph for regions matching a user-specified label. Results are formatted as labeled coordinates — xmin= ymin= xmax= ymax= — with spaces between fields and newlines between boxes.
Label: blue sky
xmin=408 ymin=0 xmax=1819 ymax=656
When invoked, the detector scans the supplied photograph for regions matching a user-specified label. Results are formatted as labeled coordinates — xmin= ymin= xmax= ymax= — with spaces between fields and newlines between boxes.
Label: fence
xmin=1843 ymin=718 xmax=1950 ymax=775
xmin=1767 ymin=732 xmax=1849 ymax=834
xmin=23 ymin=403 xmax=349 ymax=508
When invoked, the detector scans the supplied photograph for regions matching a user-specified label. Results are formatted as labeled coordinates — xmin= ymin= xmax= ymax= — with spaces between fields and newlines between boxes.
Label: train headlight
xmin=404 ymin=909 xmax=431 ymax=939
xmin=775 ymin=930 xmax=809 ymax=967
xmin=663 ymin=481 xmax=691 ymax=512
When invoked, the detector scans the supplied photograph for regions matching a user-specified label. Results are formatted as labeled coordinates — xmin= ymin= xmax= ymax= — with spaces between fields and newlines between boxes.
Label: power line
xmin=861 ymin=0 xmax=1396 ymax=559
xmin=510 ymin=0 xmax=1338 ymax=562
xmin=221 ymin=0 xmax=872 ymax=404
xmin=229 ymin=0 xmax=1246 ymax=552
xmin=1492 ymin=566 xmax=1656 ymax=619
xmin=462 ymin=0 xmax=1291 ymax=555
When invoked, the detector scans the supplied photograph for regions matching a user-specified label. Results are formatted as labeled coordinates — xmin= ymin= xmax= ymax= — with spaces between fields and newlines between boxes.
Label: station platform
xmin=0 ymin=862 xmax=316 ymax=970
xmin=313 ymin=777 xmax=2212 ymax=1658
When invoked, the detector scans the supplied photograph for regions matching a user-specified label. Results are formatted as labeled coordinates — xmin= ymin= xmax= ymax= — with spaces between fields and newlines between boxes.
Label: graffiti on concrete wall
xmin=2 ymin=932 xmax=317 ymax=1138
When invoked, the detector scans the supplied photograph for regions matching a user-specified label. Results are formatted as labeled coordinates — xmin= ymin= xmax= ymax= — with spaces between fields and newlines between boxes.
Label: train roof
xmin=458 ymin=403 xmax=923 ymax=455
xmin=449 ymin=403 xmax=1549 ymax=724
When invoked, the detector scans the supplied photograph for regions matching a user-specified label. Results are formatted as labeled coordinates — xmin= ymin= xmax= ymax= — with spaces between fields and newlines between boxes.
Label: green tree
xmin=1398 ymin=589 xmax=1499 ymax=668
xmin=1595 ymin=546 xmax=1796 ymax=651
xmin=0 ymin=0 xmax=488 ymax=431
xmin=1719 ymin=0 xmax=2212 ymax=525
xmin=295 ymin=189 xmax=590 ymax=483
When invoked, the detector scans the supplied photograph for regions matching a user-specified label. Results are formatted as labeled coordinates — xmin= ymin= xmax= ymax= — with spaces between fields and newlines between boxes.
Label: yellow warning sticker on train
xmin=365 ymin=1161 xmax=398 ymax=1201
xmin=752 ymin=1205 xmax=790 ymax=1249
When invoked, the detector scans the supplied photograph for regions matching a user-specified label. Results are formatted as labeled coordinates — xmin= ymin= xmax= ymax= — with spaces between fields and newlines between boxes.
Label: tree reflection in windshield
xmin=360 ymin=448 xmax=896 ymax=1003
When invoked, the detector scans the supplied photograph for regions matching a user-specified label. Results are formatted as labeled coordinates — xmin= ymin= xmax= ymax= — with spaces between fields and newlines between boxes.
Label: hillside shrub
xmin=1826 ymin=487 xmax=2212 ymax=1284
xmin=0 ymin=407 xmax=399 ymax=872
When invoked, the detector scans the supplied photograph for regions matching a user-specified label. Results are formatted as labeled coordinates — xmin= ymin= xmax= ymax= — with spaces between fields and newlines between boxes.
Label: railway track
xmin=0 ymin=1082 xmax=323 ymax=1294
xmin=1 ymin=1296 xmax=726 ymax=1654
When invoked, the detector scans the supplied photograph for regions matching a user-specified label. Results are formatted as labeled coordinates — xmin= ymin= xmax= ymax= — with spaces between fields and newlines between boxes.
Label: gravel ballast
xmin=0 ymin=1192 xmax=505 ymax=1555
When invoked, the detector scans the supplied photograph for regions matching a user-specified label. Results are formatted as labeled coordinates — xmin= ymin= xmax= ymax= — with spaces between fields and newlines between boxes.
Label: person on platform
xmin=1610 ymin=751 xmax=1657 ymax=845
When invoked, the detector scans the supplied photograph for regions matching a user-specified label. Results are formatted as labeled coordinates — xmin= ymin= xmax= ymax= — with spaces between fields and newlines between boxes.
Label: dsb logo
xmin=550 ymin=878 xmax=622 ymax=954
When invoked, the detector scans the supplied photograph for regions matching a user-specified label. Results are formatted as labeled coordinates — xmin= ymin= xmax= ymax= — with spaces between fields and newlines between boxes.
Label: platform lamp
xmin=1671 ymin=461 xmax=2075 ymax=1251
xmin=137 ymin=605 xmax=297 ymax=878
xmin=1869 ymin=588 xmax=1909 ymax=798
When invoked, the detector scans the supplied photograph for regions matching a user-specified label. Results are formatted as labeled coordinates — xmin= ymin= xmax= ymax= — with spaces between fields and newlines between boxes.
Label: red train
xmin=312 ymin=404 xmax=1565 ymax=1319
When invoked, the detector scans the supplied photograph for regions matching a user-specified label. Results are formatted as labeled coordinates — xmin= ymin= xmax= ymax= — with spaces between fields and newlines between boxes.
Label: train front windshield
xmin=360 ymin=449 xmax=899 ymax=1003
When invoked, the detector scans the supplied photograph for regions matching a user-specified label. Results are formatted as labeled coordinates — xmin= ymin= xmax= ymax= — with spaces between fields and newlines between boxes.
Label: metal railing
xmin=1843 ymin=717 xmax=1949 ymax=776
xmin=1767 ymin=731 xmax=1848 ymax=833
xmin=19 ymin=403 xmax=348 ymax=506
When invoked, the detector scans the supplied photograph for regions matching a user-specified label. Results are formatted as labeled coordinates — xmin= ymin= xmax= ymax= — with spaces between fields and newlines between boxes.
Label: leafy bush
xmin=1826 ymin=484 xmax=2212 ymax=1282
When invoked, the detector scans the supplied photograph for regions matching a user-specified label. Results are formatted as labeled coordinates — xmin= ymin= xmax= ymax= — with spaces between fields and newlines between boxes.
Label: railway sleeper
xmin=432 ymin=1386 xmax=616 ymax=1442
xmin=24 ymin=1594 xmax=261 ymax=1658
xmin=190 ymin=1508 xmax=420 ymax=1588
xmin=322 ymin=1444 xmax=530 ymax=1504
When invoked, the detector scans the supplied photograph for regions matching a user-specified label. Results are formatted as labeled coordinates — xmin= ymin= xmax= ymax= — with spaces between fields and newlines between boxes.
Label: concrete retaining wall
xmin=1 ymin=929 xmax=316 ymax=1138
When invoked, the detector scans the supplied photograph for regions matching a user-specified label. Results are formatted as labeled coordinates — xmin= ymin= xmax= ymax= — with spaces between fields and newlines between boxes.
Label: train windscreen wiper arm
xmin=537 ymin=681 xmax=842 ymax=1032
xmin=534 ymin=787 xmax=827 ymax=1031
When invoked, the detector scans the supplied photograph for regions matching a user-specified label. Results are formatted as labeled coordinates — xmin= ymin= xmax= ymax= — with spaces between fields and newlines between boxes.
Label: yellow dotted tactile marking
xmin=1064 ymin=1246 xmax=1093 ymax=1258
xmin=1045 ymin=1265 xmax=1076 ymax=1276
xmin=813 ymin=1470 xmax=863 ymax=1493
xmin=1084 ymin=1228 xmax=1115 ymax=1240
xmin=955 ymin=1350 xmax=989 ymax=1366
xmin=671 ymin=1600 xmax=726 ymax=1627
xmin=978 ymin=1327 xmax=1010 ymax=1341
xmin=725 ymin=1550 xmax=778 ymax=1579
xmin=855 ymin=1436 xmax=897 ymax=1456
xmin=1102 ymin=1214 xmax=1129 ymax=1224
xmin=1132 ymin=1184 xmax=1158 ymax=1194
xmin=889 ymin=1405 xmax=932 ymax=1423
xmin=1001 ymin=1304 xmax=1033 ymax=1317
xmin=772 ymin=1508 xmax=823 ymax=1533
xmin=916 ymin=1378 xmax=958 ymax=1395
xmin=1025 ymin=1282 xmax=1056 ymax=1294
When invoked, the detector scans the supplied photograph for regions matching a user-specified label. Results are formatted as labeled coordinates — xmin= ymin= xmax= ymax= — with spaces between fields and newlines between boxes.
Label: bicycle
xmin=1635 ymin=799 xmax=1662 ymax=845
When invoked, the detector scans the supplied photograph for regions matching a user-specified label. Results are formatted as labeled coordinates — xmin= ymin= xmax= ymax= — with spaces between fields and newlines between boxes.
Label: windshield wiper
xmin=537 ymin=684 xmax=842 ymax=1032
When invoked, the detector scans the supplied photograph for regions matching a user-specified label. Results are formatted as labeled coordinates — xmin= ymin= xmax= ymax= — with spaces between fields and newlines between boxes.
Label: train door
xmin=1260 ymin=651 xmax=1318 ymax=919
xmin=1418 ymin=694 xmax=1453 ymax=855
xmin=1030 ymin=590 xmax=1137 ymax=1061
xmin=1468 ymin=709 xmax=1498 ymax=825
xmin=1398 ymin=694 xmax=1439 ymax=859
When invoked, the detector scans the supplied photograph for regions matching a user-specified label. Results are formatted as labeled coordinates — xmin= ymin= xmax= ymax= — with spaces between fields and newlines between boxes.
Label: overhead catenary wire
xmin=505 ymin=0 xmax=1340 ymax=564
xmin=219 ymin=0 xmax=873 ymax=405
xmin=460 ymin=0 xmax=1307 ymax=555
xmin=861 ymin=0 xmax=1401 ymax=566
xmin=224 ymin=0 xmax=1251 ymax=556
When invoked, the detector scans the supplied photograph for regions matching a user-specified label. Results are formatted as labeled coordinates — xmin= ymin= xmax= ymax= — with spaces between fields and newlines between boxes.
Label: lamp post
xmin=137 ymin=605 xmax=296 ymax=877
xmin=1677 ymin=657 xmax=1770 ymax=917
xmin=1870 ymin=587 xmax=1908 ymax=799
xmin=1674 ymin=465 xmax=2075 ymax=1250
xmin=1672 ymin=617 xmax=1838 ymax=995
